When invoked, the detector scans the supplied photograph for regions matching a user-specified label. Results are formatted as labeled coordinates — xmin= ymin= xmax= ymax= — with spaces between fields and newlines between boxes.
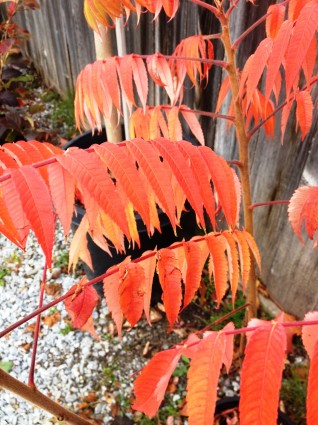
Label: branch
xmin=135 ymin=53 xmax=228 ymax=69
xmin=0 ymin=369 xmax=93 ymax=425
xmin=189 ymin=0 xmax=224 ymax=21
xmin=149 ymin=105 xmax=235 ymax=122
xmin=248 ymin=76 xmax=318 ymax=138
xmin=249 ymin=200 xmax=289 ymax=210
xmin=232 ymin=12 xmax=271 ymax=49
xmin=28 ymin=263 xmax=47 ymax=387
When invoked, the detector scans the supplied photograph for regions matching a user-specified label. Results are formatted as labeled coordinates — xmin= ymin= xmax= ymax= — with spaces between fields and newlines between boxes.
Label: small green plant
xmin=51 ymin=92 xmax=77 ymax=138
xmin=209 ymin=291 xmax=246 ymax=330
xmin=54 ymin=250 xmax=69 ymax=271
xmin=59 ymin=323 xmax=74 ymax=335
xmin=281 ymin=363 xmax=307 ymax=425
xmin=0 ymin=267 xmax=11 ymax=286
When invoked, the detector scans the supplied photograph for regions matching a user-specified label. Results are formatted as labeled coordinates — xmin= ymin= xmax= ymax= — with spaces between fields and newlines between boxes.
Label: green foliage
xmin=59 ymin=323 xmax=74 ymax=335
xmin=172 ymin=355 xmax=190 ymax=378
xmin=0 ymin=267 xmax=11 ymax=286
xmin=51 ymin=92 xmax=76 ymax=138
xmin=0 ymin=360 xmax=13 ymax=373
xmin=209 ymin=290 xmax=246 ymax=330
xmin=281 ymin=363 xmax=307 ymax=425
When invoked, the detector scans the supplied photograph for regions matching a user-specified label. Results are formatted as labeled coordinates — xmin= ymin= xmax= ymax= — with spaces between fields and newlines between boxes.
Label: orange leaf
xmin=205 ymin=234 xmax=228 ymax=307
xmin=103 ymin=259 xmax=131 ymax=339
xmin=119 ymin=261 xmax=146 ymax=328
xmin=64 ymin=277 xmax=99 ymax=329
xmin=233 ymin=230 xmax=251 ymax=293
xmin=296 ymin=90 xmax=314 ymax=141
xmin=167 ymin=107 xmax=182 ymax=141
xmin=132 ymin=347 xmax=183 ymax=417
xmin=180 ymin=105 xmax=205 ymax=145
xmin=288 ymin=186 xmax=318 ymax=245
xmin=157 ymin=248 xmax=182 ymax=329
xmin=241 ymin=229 xmax=261 ymax=272
xmin=187 ymin=331 xmax=226 ymax=425
xmin=285 ymin=0 xmax=318 ymax=98
xmin=222 ymin=232 xmax=240 ymax=305
xmin=68 ymin=214 xmax=93 ymax=272
xmin=126 ymin=138 xmax=176 ymax=230
xmin=10 ymin=166 xmax=55 ymax=267
xmin=215 ymin=75 xmax=231 ymax=113
xmin=94 ymin=143 xmax=151 ymax=233
xmin=57 ymin=149 xmax=130 ymax=239
xmin=139 ymin=251 xmax=157 ymax=325
xmin=153 ymin=138 xmax=206 ymax=228
xmin=223 ymin=322 xmax=235 ymax=373
xmin=239 ymin=321 xmax=287 ymax=425
xmin=182 ymin=240 xmax=205 ymax=309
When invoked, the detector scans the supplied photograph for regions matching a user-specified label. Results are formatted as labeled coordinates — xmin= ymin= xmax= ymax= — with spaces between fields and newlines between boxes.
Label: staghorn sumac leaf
xmin=221 ymin=231 xmax=240 ymax=304
xmin=132 ymin=347 xmax=183 ymax=417
xmin=103 ymin=258 xmax=131 ymax=339
xmin=285 ymin=0 xmax=318 ymax=98
xmin=245 ymin=37 xmax=273 ymax=109
xmin=205 ymin=234 xmax=228 ymax=307
xmin=157 ymin=248 xmax=182 ymax=329
xmin=131 ymin=56 xmax=148 ymax=112
xmin=167 ymin=107 xmax=182 ymax=141
xmin=241 ymin=229 xmax=261 ymax=272
xmin=307 ymin=339 xmax=318 ymax=425
xmin=215 ymin=75 xmax=231 ymax=113
xmin=288 ymin=186 xmax=318 ymax=245
xmin=302 ymin=311 xmax=318 ymax=359
xmin=64 ymin=277 xmax=99 ymax=329
xmin=239 ymin=320 xmax=287 ymax=425
xmin=177 ymin=140 xmax=216 ymax=228
xmin=10 ymin=166 xmax=55 ymax=267
xmin=125 ymin=138 xmax=176 ymax=230
xmin=233 ymin=230 xmax=251 ymax=292
xmin=302 ymin=35 xmax=317 ymax=86
xmin=118 ymin=261 xmax=146 ymax=328
xmin=94 ymin=143 xmax=151 ymax=233
xmin=199 ymin=146 xmax=238 ymax=228
xmin=265 ymin=20 xmax=293 ymax=103
xmin=223 ymin=322 xmax=235 ymax=373
xmin=47 ymin=162 xmax=75 ymax=237
xmin=68 ymin=214 xmax=92 ymax=272
xmin=180 ymin=105 xmax=204 ymax=145
xmin=296 ymin=90 xmax=314 ymax=141
xmin=187 ymin=331 xmax=226 ymax=425
xmin=182 ymin=240 xmax=205 ymax=309
xmin=153 ymin=138 xmax=206 ymax=228
xmin=139 ymin=251 xmax=157 ymax=325
xmin=266 ymin=4 xmax=286 ymax=38
xmin=56 ymin=149 xmax=130 ymax=240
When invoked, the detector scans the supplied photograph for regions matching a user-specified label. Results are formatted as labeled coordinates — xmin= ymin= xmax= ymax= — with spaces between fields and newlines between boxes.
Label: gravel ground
xmin=0 ymin=226 xmax=189 ymax=425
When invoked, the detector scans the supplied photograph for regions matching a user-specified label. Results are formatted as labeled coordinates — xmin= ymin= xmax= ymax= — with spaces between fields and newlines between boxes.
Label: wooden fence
xmin=14 ymin=0 xmax=318 ymax=318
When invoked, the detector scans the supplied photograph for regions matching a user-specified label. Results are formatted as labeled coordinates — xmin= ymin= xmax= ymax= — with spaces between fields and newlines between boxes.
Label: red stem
xmin=28 ymin=263 xmax=47 ymax=388
xmin=232 ymin=12 xmax=271 ymax=49
xmin=189 ymin=0 xmax=223 ymax=21
xmin=249 ymin=200 xmax=289 ymax=210
xmin=149 ymin=105 xmax=235 ymax=122
xmin=135 ymin=53 xmax=228 ymax=69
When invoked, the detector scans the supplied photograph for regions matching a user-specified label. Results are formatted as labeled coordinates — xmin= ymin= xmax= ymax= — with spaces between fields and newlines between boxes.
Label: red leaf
xmin=233 ymin=230 xmax=251 ymax=292
xmin=307 ymin=339 xmax=318 ymax=425
xmin=215 ymin=75 xmax=231 ymax=113
xmin=223 ymin=322 xmax=235 ymax=373
xmin=139 ymin=251 xmax=157 ymax=325
xmin=285 ymin=0 xmax=318 ymax=98
xmin=177 ymin=140 xmax=216 ymax=228
xmin=132 ymin=348 xmax=182 ymax=417
xmin=64 ymin=277 xmax=99 ymax=329
xmin=302 ymin=311 xmax=318 ymax=359
xmin=288 ymin=186 xmax=318 ymax=245
xmin=266 ymin=4 xmax=286 ymax=38
xmin=68 ymin=214 xmax=93 ymax=272
xmin=265 ymin=20 xmax=293 ymax=102
xmin=118 ymin=261 xmax=146 ymax=328
xmin=157 ymin=248 xmax=182 ymax=329
xmin=187 ymin=332 xmax=226 ymax=425
xmin=246 ymin=38 xmax=273 ymax=109
xmin=296 ymin=90 xmax=313 ymax=141
xmin=239 ymin=321 xmax=287 ymax=425
xmin=199 ymin=146 xmax=238 ymax=228
xmin=10 ymin=166 xmax=55 ymax=267
xmin=132 ymin=56 xmax=148 ymax=111
xmin=302 ymin=35 xmax=317 ymax=86
xmin=103 ymin=260 xmax=129 ymax=339
xmin=222 ymin=232 xmax=240 ymax=304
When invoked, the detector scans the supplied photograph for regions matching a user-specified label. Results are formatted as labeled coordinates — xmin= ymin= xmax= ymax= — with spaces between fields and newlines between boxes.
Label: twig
xmin=249 ymin=200 xmax=289 ymax=210
xmin=28 ymin=262 xmax=47 ymax=387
